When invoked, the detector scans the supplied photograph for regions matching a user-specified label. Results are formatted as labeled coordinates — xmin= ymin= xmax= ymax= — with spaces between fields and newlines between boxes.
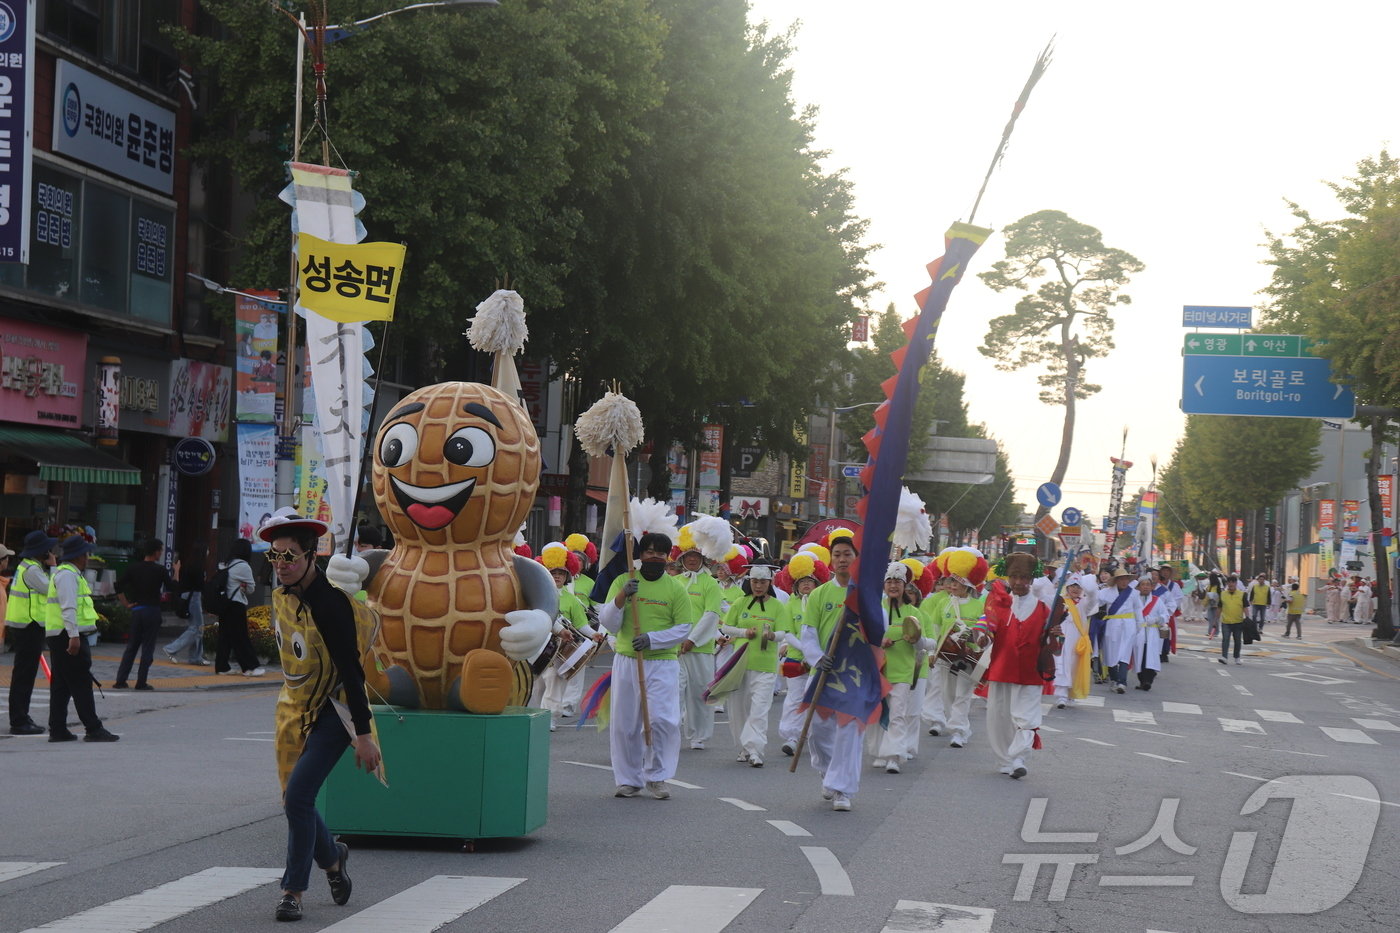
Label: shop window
xmin=129 ymin=201 xmax=172 ymax=323
xmin=79 ymin=181 xmax=130 ymax=313
xmin=28 ymin=164 xmax=80 ymax=301
xmin=42 ymin=0 xmax=179 ymax=89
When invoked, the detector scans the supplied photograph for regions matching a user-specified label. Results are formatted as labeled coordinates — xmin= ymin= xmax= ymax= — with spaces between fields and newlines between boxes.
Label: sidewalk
xmin=1175 ymin=611 xmax=1400 ymax=673
xmin=0 ymin=613 xmax=280 ymax=691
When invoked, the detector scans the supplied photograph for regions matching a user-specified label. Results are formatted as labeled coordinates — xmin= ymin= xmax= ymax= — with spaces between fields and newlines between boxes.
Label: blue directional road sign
xmin=1182 ymin=305 xmax=1252 ymax=328
xmin=841 ymin=465 xmax=863 ymax=478
xmin=1061 ymin=506 xmax=1082 ymax=526
xmin=1181 ymin=354 xmax=1356 ymax=418
xmin=1036 ymin=482 xmax=1062 ymax=509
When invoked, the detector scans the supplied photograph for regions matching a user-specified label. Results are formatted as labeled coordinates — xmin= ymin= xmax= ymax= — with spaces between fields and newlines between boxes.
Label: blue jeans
xmin=115 ymin=607 xmax=162 ymax=686
xmin=164 ymin=592 xmax=206 ymax=663
xmin=281 ymin=708 xmax=350 ymax=893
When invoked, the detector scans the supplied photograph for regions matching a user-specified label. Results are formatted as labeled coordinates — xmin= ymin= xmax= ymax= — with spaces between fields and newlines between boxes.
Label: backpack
xmin=203 ymin=562 xmax=238 ymax=618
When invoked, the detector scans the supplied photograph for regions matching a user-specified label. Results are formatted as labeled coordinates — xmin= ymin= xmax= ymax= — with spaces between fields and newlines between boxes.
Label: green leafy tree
xmin=977 ymin=210 xmax=1144 ymax=525
xmin=1261 ymin=151 xmax=1400 ymax=638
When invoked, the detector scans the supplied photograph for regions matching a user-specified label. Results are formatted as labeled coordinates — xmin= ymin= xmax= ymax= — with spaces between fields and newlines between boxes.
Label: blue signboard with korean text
xmin=0 ymin=1 xmax=33 ymax=264
xmin=1182 ymin=305 xmax=1252 ymax=328
xmin=51 ymin=59 xmax=175 ymax=195
xmin=1181 ymin=354 xmax=1356 ymax=418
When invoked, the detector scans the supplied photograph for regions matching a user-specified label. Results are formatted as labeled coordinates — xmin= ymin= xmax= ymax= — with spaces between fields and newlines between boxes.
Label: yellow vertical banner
xmin=788 ymin=428 xmax=807 ymax=499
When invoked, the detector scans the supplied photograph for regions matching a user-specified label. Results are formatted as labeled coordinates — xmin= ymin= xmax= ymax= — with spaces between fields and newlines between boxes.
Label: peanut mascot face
xmin=372 ymin=382 xmax=540 ymax=548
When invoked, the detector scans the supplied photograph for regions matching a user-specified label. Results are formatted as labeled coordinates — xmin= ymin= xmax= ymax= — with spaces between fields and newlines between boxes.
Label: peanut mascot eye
xmin=380 ymin=423 xmax=419 ymax=467
xmin=444 ymin=426 xmax=496 ymax=468
xmin=291 ymin=632 xmax=307 ymax=660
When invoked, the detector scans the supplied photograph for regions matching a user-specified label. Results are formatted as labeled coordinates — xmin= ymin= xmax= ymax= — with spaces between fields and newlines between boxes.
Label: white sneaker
xmin=689 ymin=741 xmax=706 ymax=750
xmin=645 ymin=781 xmax=671 ymax=800
xmin=1055 ymin=700 xmax=1067 ymax=709
xmin=1235 ymin=659 xmax=1243 ymax=665
xmin=244 ymin=667 xmax=267 ymax=677
xmin=749 ymin=756 xmax=764 ymax=768
xmin=736 ymin=751 xmax=750 ymax=763
xmin=549 ymin=720 xmax=557 ymax=732
xmin=885 ymin=760 xmax=900 ymax=774
xmin=832 ymin=792 xmax=852 ymax=812
xmin=871 ymin=758 xmax=887 ymax=770
xmin=821 ymin=787 xmax=834 ymax=800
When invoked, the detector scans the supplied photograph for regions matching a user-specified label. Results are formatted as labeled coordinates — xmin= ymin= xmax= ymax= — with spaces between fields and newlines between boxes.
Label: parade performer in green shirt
xmin=921 ymin=547 xmax=988 ymax=748
xmin=717 ymin=564 xmax=789 ymax=767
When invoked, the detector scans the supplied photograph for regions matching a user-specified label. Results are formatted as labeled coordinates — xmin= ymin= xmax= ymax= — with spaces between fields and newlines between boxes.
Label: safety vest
xmin=4 ymin=558 xmax=45 ymax=627
xmin=45 ymin=563 xmax=98 ymax=634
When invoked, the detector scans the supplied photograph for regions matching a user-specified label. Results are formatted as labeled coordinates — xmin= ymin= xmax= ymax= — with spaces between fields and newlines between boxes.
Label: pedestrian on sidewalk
xmin=45 ymin=535 xmax=119 ymax=742
xmin=1324 ymin=575 xmax=1345 ymax=624
xmin=113 ymin=539 xmax=177 ymax=690
xmin=1354 ymin=579 xmax=1374 ymax=626
xmin=1203 ymin=571 xmax=1222 ymax=638
xmin=6 ymin=532 xmax=57 ymax=735
xmin=164 ymin=546 xmax=209 ymax=664
xmin=1248 ymin=573 xmax=1271 ymax=630
xmin=214 ymin=539 xmax=264 ymax=677
xmin=1283 ymin=583 xmax=1305 ymax=638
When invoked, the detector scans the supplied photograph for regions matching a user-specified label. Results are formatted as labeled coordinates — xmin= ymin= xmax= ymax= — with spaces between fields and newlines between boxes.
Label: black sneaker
xmin=84 ymin=728 xmax=120 ymax=742
xmin=326 ymin=842 xmax=351 ymax=906
xmin=134 ymin=683 xmax=154 ymax=691
xmin=275 ymin=894 xmax=302 ymax=922
xmin=111 ymin=682 xmax=130 ymax=689
xmin=10 ymin=722 xmax=45 ymax=736
xmin=48 ymin=730 xmax=78 ymax=743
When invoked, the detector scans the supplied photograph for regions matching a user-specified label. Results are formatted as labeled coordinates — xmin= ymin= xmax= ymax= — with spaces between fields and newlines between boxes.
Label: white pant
xmin=677 ymin=651 xmax=716 ymax=746
xmin=924 ymin=659 xmax=978 ymax=744
xmin=869 ymin=681 xmax=919 ymax=761
xmin=985 ymin=682 xmax=1042 ymax=771
xmin=530 ymin=665 xmax=569 ymax=715
xmin=779 ymin=672 xmax=809 ymax=745
xmin=561 ymin=663 xmax=588 ymax=714
xmin=609 ymin=655 xmax=681 ymax=788
xmin=807 ymin=713 xmax=863 ymax=796
xmin=728 ymin=670 xmax=776 ymax=760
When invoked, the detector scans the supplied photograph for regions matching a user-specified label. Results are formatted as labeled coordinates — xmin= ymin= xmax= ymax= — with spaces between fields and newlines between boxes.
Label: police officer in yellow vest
xmin=45 ymin=535 xmax=119 ymax=742
xmin=6 ymin=530 xmax=57 ymax=735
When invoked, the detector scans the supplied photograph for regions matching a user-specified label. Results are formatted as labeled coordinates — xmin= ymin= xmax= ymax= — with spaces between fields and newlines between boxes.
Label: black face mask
xmin=639 ymin=560 xmax=666 ymax=582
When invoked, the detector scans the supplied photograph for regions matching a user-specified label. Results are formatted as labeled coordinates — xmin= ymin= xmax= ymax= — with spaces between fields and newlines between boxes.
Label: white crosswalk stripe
xmin=19 ymin=866 xmax=281 ymax=933
xmin=1353 ymin=718 xmax=1400 ymax=731
xmin=1160 ymin=702 xmax=1202 ymax=715
xmin=318 ymin=875 xmax=525 ymax=932
xmin=1320 ymin=727 xmax=1379 ymax=745
xmin=1255 ymin=710 xmax=1302 ymax=723
xmin=606 ymin=885 xmax=762 ymax=932
xmin=880 ymin=899 xmax=995 ymax=932
xmin=0 ymin=862 xmax=64 ymax=884
xmin=1113 ymin=709 xmax=1156 ymax=725
xmin=1218 ymin=718 xmax=1266 ymax=735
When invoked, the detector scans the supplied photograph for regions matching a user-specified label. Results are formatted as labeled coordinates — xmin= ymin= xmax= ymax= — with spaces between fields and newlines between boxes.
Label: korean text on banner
xmin=297 ymin=423 xmax=334 ymax=556
xmin=237 ymin=423 xmax=276 ymax=552
xmin=168 ymin=359 xmax=231 ymax=442
xmin=0 ymin=2 xmax=34 ymax=264
xmin=296 ymin=232 xmax=404 ymax=323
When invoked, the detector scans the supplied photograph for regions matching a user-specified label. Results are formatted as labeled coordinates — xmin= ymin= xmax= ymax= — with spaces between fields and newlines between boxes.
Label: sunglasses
xmin=266 ymin=547 xmax=309 ymax=565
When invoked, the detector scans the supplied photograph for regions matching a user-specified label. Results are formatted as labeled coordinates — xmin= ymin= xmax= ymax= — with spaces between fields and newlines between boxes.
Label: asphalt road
xmin=2 ymin=618 xmax=1398 ymax=933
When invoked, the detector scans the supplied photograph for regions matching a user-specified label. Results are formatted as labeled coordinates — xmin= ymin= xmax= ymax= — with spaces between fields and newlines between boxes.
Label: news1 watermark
xmin=1003 ymin=776 xmax=1381 ymax=914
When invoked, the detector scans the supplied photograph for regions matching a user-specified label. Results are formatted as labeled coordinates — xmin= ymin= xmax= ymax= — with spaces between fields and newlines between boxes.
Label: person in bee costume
xmin=261 ymin=510 xmax=383 ymax=923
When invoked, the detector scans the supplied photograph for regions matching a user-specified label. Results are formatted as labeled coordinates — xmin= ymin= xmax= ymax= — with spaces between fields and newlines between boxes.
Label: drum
xmin=780 ymin=658 xmax=807 ymax=679
xmin=551 ymin=624 xmax=602 ymax=680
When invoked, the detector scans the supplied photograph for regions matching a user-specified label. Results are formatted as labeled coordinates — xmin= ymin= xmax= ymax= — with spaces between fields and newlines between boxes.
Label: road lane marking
xmin=1223 ymin=771 xmax=1285 ymax=783
xmin=1136 ymin=752 xmax=1187 ymax=764
xmin=320 ymin=875 xmax=525 ymax=932
xmin=1241 ymin=744 xmax=1326 ymax=757
xmin=1352 ymin=718 xmax=1400 ymax=731
xmin=1161 ymin=702 xmax=1202 ymax=715
xmin=1233 ymin=684 xmax=1253 ymax=696
xmin=1331 ymin=793 xmax=1400 ymax=809
xmin=1098 ymin=875 xmax=1193 ymax=886
xmin=607 ymin=885 xmax=762 ymax=932
xmin=0 ymin=862 xmax=63 ymax=884
xmin=665 ymin=778 xmax=704 ymax=790
xmin=800 ymin=847 xmax=854 ymax=896
xmin=225 ymin=737 xmax=275 ymax=742
xmin=1127 ymin=728 xmax=1182 ymax=738
xmin=1218 ymin=669 xmax=1231 ymax=677
xmin=766 ymin=820 xmax=812 ymax=837
xmin=1113 ymin=709 xmax=1156 ymax=725
xmin=1254 ymin=710 xmax=1301 ymax=723
xmin=1270 ymin=672 xmax=1354 ymax=685
xmin=563 ymin=760 xmax=612 ymax=771
xmin=1076 ymin=738 xmax=1115 ymax=746
xmin=719 ymin=797 xmax=765 ymax=811
xmin=1074 ymin=696 xmax=1105 ymax=707
xmin=19 ymin=866 xmax=281 ymax=933
xmin=1218 ymin=718 xmax=1265 ymax=734
xmin=880 ymin=900 xmax=995 ymax=932
xmin=1320 ymin=727 xmax=1379 ymax=744
xmin=1039 ymin=725 xmax=1063 ymax=733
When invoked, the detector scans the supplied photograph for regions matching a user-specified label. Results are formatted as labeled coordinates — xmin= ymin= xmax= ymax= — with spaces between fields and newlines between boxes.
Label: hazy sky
xmin=744 ymin=0 xmax=1400 ymax=527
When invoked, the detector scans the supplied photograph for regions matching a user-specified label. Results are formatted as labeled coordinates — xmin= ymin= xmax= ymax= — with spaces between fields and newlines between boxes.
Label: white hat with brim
xmin=257 ymin=507 xmax=329 ymax=543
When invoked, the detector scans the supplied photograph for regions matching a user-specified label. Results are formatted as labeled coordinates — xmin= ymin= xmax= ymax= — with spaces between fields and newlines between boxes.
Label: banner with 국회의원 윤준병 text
xmin=236 ymin=423 xmax=275 ymax=552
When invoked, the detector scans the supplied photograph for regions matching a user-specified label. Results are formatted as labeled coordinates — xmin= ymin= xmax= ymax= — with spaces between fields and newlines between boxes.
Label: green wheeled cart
xmin=318 ymin=706 xmax=549 ymax=843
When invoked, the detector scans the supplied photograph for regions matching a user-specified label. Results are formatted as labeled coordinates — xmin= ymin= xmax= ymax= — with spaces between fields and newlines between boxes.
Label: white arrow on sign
xmin=1194 ymin=376 xmax=1205 ymax=396
xmin=1187 ymin=338 xmax=1200 ymax=349
xmin=1334 ymin=385 xmax=1345 ymax=399
xmin=842 ymin=465 xmax=863 ymax=478
xmin=1245 ymin=338 xmax=1257 ymax=352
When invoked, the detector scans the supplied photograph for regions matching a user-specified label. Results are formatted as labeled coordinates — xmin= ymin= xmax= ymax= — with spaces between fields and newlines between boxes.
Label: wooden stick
xmin=616 ymin=459 xmax=653 ymax=749
xmin=788 ymin=590 xmax=850 ymax=772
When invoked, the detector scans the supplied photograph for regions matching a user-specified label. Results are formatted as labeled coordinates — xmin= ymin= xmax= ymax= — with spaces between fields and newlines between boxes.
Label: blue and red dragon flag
xmin=804 ymin=222 xmax=991 ymax=727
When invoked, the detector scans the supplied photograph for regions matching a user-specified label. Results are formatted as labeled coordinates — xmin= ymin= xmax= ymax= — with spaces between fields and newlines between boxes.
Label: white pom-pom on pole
xmin=464 ymin=289 xmax=528 ymax=355
xmin=575 ymin=390 xmax=644 ymax=460
xmin=893 ymin=485 xmax=932 ymax=553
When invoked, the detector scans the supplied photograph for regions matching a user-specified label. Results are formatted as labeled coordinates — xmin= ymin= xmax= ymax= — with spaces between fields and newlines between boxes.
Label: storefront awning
xmin=1287 ymin=541 xmax=1321 ymax=554
xmin=586 ymin=488 xmax=609 ymax=504
xmin=0 ymin=427 xmax=142 ymax=485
